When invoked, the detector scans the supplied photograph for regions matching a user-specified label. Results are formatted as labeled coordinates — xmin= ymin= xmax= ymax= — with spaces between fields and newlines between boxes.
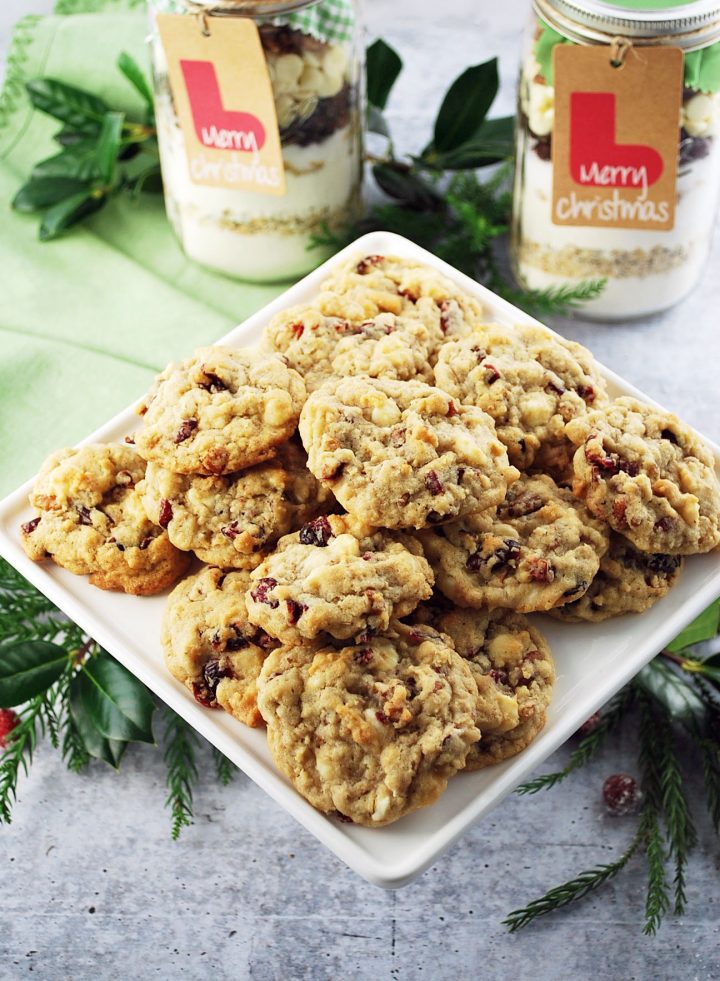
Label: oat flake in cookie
xmin=414 ymin=606 xmax=555 ymax=769
xmin=138 ymin=439 xmax=332 ymax=570
xmin=162 ymin=566 xmax=277 ymax=727
xmin=550 ymin=533 xmax=683 ymax=623
xmin=419 ymin=474 xmax=609 ymax=612
xmin=135 ymin=346 xmax=306 ymax=475
xmin=20 ymin=444 xmax=189 ymax=595
xmin=256 ymin=621 xmax=480 ymax=826
xmin=245 ymin=514 xmax=433 ymax=643
xmin=299 ymin=376 xmax=519 ymax=530
xmin=434 ymin=322 xmax=607 ymax=470
xmin=263 ymin=306 xmax=434 ymax=392
xmin=566 ymin=397 xmax=720 ymax=555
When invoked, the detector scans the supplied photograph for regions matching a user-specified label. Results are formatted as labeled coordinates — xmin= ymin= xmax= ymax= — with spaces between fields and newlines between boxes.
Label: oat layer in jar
xmin=149 ymin=0 xmax=363 ymax=282
xmin=511 ymin=0 xmax=720 ymax=319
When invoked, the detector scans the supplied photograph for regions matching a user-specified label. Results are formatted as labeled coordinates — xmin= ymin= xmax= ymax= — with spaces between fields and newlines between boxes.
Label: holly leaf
xmin=666 ymin=599 xmax=720 ymax=654
xmin=430 ymin=58 xmax=499 ymax=154
xmin=12 ymin=177 xmax=91 ymax=213
xmin=636 ymin=660 xmax=706 ymax=722
xmin=26 ymin=78 xmax=108 ymax=133
xmin=38 ymin=191 xmax=104 ymax=241
xmin=69 ymin=676 xmax=127 ymax=768
xmin=75 ymin=652 xmax=155 ymax=743
xmin=366 ymin=38 xmax=402 ymax=110
xmin=95 ymin=111 xmax=125 ymax=186
xmin=367 ymin=104 xmax=391 ymax=139
xmin=32 ymin=142 xmax=100 ymax=182
xmin=425 ymin=115 xmax=515 ymax=170
xmin=0 ymin=641 xmax=68 ymax=707
xmin=117 ymin=51 xmax=154 ymax=113
xmin=372 ymin=163 xmax=444 ymax=210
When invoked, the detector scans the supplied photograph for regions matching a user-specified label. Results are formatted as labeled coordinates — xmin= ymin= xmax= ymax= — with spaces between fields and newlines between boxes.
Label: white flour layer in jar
xmin=514 ymin=143 xmax=720 ymax=319
xmin=155 ymin=95 xmax=361 ymax=281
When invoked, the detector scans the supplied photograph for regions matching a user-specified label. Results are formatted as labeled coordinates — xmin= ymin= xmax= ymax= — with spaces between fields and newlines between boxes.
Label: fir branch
xmin=637 ymin=694 xmax=672 ymax=933
xmin=0 ymin=694 xmax=45 ymax=824
xmin=641 ymin=807 xmax=671 ymax=935
xmin=697 ymin=737 xmax=720 ymax=833
xmin=516 ymin=687 xmax=634 ymax=795
xmin=212 ymin=746 xmax=234 ymax=787
xmin=656 ymin=716 xmax=697 ymax=915
xmin=162 ymin=709 xmax=199 ymax=840
xmin=495 ymin=278 xmax=607 ymax=319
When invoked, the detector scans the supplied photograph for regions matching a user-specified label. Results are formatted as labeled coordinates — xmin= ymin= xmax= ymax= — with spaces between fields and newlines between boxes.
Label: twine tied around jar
xmin=181 ymin=0 xmax=319 ymax=34
xmin=609 ymin=36 xmax=632 ymax=69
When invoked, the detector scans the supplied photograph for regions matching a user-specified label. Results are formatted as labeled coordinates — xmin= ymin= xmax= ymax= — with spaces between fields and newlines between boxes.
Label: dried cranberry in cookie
xmin=434 ymin=321 xmax=607 ymax=470
xmin=566 ymin=397 xmax=720 ymax=554
xmin=418 ymin=474 xmax=609 ymax=612
xmin=135 ymin=346 xmax=306 ymax=475
xmin=299 ymin=376 xmax=519 ymax=530
xmin=256 ymin=621 xmax=480 ymax=826
xmin=162 ymin=566 xmax=277 ymax=727
xmin=244 ymin=513 xmax=433 ymax=643
xmin=20 ymin=444 xmax=189 ymax=595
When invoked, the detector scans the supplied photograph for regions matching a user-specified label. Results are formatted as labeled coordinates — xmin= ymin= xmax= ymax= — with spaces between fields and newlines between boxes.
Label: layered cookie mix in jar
xmin=149 ymin=0 xmax=362 ymax=281
xmin=511 ymin=0 xmax=720 ymax=319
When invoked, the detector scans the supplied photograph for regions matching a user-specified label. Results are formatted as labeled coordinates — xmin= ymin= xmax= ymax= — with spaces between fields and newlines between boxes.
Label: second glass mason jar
xmin=148 ymin=0 xmax=363 ymax=282
xmin=511 ymin=0 xmax=720 ymax=319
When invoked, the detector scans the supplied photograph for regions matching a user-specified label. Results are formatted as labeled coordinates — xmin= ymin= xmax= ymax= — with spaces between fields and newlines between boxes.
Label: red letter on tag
xmin=180 ymin=59 xmax=266 ymax=152
xmin=569 ymin=92 xmax=663 ymax=189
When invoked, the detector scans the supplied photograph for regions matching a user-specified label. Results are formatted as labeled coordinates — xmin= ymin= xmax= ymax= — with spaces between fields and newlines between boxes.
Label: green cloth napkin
xmin=0 ymin=4 xmax=290 ymax=498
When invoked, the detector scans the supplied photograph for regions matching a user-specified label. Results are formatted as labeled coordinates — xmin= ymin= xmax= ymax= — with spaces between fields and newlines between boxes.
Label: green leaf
xmin=367 ymin=104 xmax=391 ymax=139
xmin=372 ymin=163 xmax=444 ymax=210
xmin=38 ymin=191 xmax=105 ymax=241
xmin=54 ymin=127 xmax=88 ymax=147
xmin=666 ymin=600 xmax=720 ymax=653
xmin=425 ymin=115 xmax=515 ymax=170
xmin=0 ymin=641 xmax=68 ymax=707
xmin=117 ymin=51 xmax=154 ymax=111
xmin=32 ymin=142 xmax=100 ymax=182
xmin=95 ymin=111 xmax=125 ymax=186
xmin=635 ymin=660 xmax=706 ymax=722
xmin=68 ymin=675 xmax=127 ymax=768
xmin=366 ymin=38 xmax=402 ymax=110
xmin=431 ymin=58 xmax=499 ymax=154
xmin=77 ymin=652 xmax=155 ymax=743
xmin=12 ymin=177 xmax=91 ymax=213
xmin=26 ymin=78 xmax=109 ymax=133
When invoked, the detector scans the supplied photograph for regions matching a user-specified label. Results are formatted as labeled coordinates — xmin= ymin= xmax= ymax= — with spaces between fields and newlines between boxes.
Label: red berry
xmin=0 ymin=709 xmax=20 ymax=748
xmin=578 ymin=711 xmax=601 ymax=736
xmin=602 ymin=773 xmax=642 ymax=816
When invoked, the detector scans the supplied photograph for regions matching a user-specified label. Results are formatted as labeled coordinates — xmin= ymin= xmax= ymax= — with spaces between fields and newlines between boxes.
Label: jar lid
xmin=534 ymin=0 xmax=720 ymax=49
xmin=184 ymin=0 xmax=320 ymax=15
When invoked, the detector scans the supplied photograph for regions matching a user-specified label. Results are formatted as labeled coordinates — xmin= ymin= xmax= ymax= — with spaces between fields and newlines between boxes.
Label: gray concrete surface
xmin=2 ymin=1 xmax=720 ymax=979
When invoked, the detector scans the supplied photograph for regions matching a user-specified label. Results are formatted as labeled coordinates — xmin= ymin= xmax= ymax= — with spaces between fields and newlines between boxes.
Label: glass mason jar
xmin=511 ymin=0 xmax=720 ymax=319
xmin=148 ymin=0 xmax=363 ymax=282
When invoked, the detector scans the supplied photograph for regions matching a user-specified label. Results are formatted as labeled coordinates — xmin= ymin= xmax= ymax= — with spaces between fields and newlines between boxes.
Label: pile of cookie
xmin=20 ymin=254 xmax=720 ymax=828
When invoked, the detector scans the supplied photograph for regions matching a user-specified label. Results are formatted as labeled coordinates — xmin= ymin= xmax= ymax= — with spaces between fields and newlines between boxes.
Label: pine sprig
xmin=697 ymin=737 xmax=720 ymax=833
xmin=0 ymin=694 xmax=46 ymax=824
xmin=161 ymin=709 xmax=199 ymax=841
xmin=212 ymin=746 xmax=235 ymax=787
xmin=516 ymin=687 xmax=634 ymax=795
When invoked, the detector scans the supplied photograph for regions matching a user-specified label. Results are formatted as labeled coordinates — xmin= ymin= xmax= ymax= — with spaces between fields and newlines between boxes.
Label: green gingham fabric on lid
xmin=150 ymin=0 xmax=355 ymax=43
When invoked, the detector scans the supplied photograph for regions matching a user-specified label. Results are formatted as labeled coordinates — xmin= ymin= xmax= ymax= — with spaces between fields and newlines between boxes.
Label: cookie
xmin=299 ymin=375 xmax=519 ymax=529
xmin=566 ymin=396 xmax=720 ymax=554
xmin=433 ymin=322 xmax=607 ymax=470
xmin=549 ymin=533 xmax=684 ymax=623
xmin=256 ymin=620 xmax=481 ymax=826
xmin=245 ymin=514 xmax=433 ymax=642
xmin=418 ymin=474 xmax=609 ymax=611
xmin=263 ymin=306 xmax=434 ymax=393
xmin=20 ymin=444 xmax=189 ymax=595
xmin=162 ymin=566 xmax=277 ymax=726
xmin=135 ymin=345 xmax=306 ymax=475
xmin=414 ymin=606 xmax=554 ymax=769
xmin=314 ymin=253 xmax=485 ymax=355
xmin=138 ymin=439 xmax=333 ymax=570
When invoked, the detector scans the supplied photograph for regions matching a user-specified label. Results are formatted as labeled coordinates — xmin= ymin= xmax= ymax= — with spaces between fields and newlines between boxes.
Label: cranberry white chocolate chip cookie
xmin=256 ymin=621 xmax=481 ymax=826
xmin=138 ymin=439 xmax=333 ymax=570
xmin=414 ymin=605 xmax=555 ymax=769
xmin=566 ymin=397 xmax=720 ymax=555
xmin=299 ymin=376 xmax=519 ymax=530
xmin=313 ymin=253 xmax=486 ymax=355
xmin=135 ymin=345 xmax=306 ymax=475
xmin=434 ymin=322 xmax=607 ymax=470
xmin=550 ymin=533 xmax=683 ymax=623
xmin=245 ymin=514 xmax=433 ymax=643
xmin=20 ymin=444 xmax=189 ymax=595
xmin=162 ymin=566 xmax=277 ymax=726
xmin=419 ymin=474 xmax=609 ymax=611
xmin=263 ymin=306 xmax=434 ymax=393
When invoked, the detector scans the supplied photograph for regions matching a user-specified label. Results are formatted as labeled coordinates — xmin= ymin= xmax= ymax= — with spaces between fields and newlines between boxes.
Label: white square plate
xmin=1 ymin=231 xmax=719 ymax=888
